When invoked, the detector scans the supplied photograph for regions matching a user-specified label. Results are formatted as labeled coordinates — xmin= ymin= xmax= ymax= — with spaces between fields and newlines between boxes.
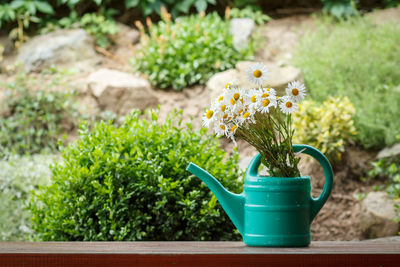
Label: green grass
xmin=0 ymin=154 xmax=56 ymax=240
xmin=293 ymin=17 xmax=400 ymax=149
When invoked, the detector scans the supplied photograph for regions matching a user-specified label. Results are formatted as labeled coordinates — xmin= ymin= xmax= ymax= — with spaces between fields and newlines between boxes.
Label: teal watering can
xmin=186 ymin=144 xmax=333 ymax=247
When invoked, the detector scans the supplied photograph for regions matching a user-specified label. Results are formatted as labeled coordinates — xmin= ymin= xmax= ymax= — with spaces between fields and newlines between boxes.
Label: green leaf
xmin=34 ymin=1 xmax=54 ymax=14
xmin=125 ymin=0 xmax=140 ymax=9
xmin=194 ymin=0 xmax=207 ymax=12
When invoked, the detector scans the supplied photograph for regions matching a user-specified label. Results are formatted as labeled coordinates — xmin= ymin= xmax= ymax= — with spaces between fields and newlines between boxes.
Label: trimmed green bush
xmin=30 ymin=110 xmax=242 ymax=241
xmin=0 ymin=154 xmax=55 ymax=241
xmin=132 ymin=12 xmax=254 ymax=90
xmin=293 ymin=17 xmax=400 ymax=149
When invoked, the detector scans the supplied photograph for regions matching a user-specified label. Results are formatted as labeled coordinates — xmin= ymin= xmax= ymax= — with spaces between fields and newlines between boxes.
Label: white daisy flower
xmin=224 ymin=78 xmax=239 ymax=90
xmin=260 ymin=87 xmax=277 ymax=99
xmin=214 ymin=121 xmax=229 ymax=137
xmin=227 ymin=124 xmax=239 ymax=145
xmin=286 ymin=81 xmax=306 ymax=103
xmin=246 ymin=62 xmax=268 ymax=86
xmin=257 ymin=96 xmax=277 ymax=114
xmin=225 ymin=88 xmax=245 ymax=113
xmin=279 ymin=96 xmax=298 ymax=114
xmin=202 ymin=108 xmax=217 ymax=128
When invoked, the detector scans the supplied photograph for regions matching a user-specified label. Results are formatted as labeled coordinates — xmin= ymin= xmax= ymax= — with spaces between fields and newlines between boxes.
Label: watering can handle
xmin=247 ymin=144 xmax=333 ymax=222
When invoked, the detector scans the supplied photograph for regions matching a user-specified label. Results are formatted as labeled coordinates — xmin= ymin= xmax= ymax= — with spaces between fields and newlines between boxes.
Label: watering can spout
xmin=186 ymin=163 xmax=245 ymax=235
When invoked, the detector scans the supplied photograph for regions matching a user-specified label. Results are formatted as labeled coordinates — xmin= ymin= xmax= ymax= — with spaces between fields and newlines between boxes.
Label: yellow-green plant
xmin=292 ymin=96 xmax=357 ymax=162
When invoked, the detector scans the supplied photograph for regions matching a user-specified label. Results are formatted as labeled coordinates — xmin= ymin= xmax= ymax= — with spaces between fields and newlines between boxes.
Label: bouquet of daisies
xmin=202 ymin=63 xmax=306 ymax=177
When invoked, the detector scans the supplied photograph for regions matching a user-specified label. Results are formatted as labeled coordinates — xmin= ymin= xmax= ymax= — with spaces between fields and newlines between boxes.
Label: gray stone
xmin=360 ymin=191 xmax=399 ymax=239
xmin=109 ymin=23 xmax=140 ymax=47
xmin=377 ymin=144 xmax=400 ymax=159
xmin=229 ymin=18 xmax=255 ymax=50
xmin=17 ymin=29 xmax=98 ymax=72
xmin=206 ymin=69 xmax=238 ymax=100
xmin=87 ymin=68 xmax=158 ymax=115
xmin=206 ymin=61 xmax=302 ymax=100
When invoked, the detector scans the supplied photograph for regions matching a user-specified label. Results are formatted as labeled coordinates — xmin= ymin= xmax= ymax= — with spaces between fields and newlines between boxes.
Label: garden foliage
xmin=40 ymin=12 xmax=119 ymax=48
xmin=292 ymin=97 xmax=357 ymax=163
xmin=0 ymin=73 xmax=78 ymax=158
xmin=368 ymin=134 xmax=400 ymax=221
xmin=132 ymin=11 xmax=254 ymax=90
xmin=30 ymin=110 xmax=242 ymax=241
xmin=294 ymin=18 xmax=400 ymax=149
xmin=0 ymin=154 xmax=55 ymax=241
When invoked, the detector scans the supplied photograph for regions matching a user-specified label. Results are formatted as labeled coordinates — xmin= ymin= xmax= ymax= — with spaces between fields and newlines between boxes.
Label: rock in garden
xmin=206 ymin=69 xmax=237 ymax=99
xmin=207 ymin=61 xmax=302 ymax=99
xmin=360 ymin=191 xmax=399 ymax=239
xmin=377 ymin=143 xmax=400 ymax=159
xmin=87 ymin=68 xmax=158 ymax=115
xmin=108 ymin=23 xmax=140 ymax=47
xmin=230 ymin=18 xmax=255 ymax=50
xmin=17 ymin=29 xmax=98 ymax=72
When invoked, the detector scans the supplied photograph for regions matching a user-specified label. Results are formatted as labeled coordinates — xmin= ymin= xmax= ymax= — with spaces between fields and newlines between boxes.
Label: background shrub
xmin=0 ymin=154 xmax=55 ymax=241
xmin=293 ymin=18 xmax=400 ymax=149
xmin=367 ymin=134 xmax=400 ymax=221
xmin=30 ymin=110 xmax=242 ymax=241
xmin=0 ymin=72 xmax=78 ymax=158
xmin=132 ymin=12 xmax=254 ymax=90
xmin=292 ymin=96 xmax=357 ymax=163
xmin=40 ymin=12 xmax=119 ymax=48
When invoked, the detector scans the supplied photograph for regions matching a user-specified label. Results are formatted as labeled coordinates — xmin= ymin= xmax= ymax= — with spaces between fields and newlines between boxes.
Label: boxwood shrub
xmin=30 ymin=110 xmax=242 ymax=241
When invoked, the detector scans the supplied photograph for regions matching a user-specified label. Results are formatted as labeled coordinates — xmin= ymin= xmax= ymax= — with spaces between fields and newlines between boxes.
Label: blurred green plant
xmin=383 ymin=0 xmax=400 ymax=8
xmin=229 ymin=6 xmax=271 ymax=25
xmin=292 ymin=96 xmax=357 ymax=163
xmin=321 ymin=0 xmax=358 ymax=19
xmin=293 ymin=18 xmax=400 ymax=149
xmin=0 ymin=72 xmax=79 ymax=158
xmin=367 ymin=134 xmax=400 ymax=221
xmin=132 ymin=11 xmax=254 ymax=90
xmin=30 ymin=109 xmax=242 ymax=241
xmin=40 ymin=12 xmax=119 ymax=48
xmin=125 ymin=0 xmax=217 ymax=17
xmin=0 ymin=0 xmax=54 ymax=47
xmin=0 ymin=154 xmax=55 ymax=241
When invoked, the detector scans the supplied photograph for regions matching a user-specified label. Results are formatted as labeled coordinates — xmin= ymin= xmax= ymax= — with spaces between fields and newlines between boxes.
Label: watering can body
xmin=186 ymin=144 xmax=333 ymax=247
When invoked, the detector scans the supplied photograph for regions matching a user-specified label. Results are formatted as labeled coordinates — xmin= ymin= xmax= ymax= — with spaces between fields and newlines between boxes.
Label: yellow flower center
xmin=220 ymin=124 xmax=226 ymax=130
xmin=218 ymin=96 xmax=224 ymax=102
xmin=243 ymin=112 xmax=250 ymax=119
xmin=253 ymin=70 xmax=262 ymax=78
xmin=292 ymin=88 xmax=299 ymax=96
xmin=223 ymin=114 xmax=228 ymax=119
xmin=221 ymin=105 xmax=226 ymax=112
xmin=240 ymin=98 xmax=244 ymax=104
xmin=232 ymin=125 xmax=237 ymax=132
xmin=262 ymin=99 xmax=270 ymax=107
xmin=233 ymin=93 xmax=240 ymax=100
xmin=206 ymin=110 xmax=213 ymax=119
xmin=251 ymin=95 xmax=257 ymax=103
xmin=262 ymin=93 xmax=269 ymax=98
xmin=225 ymin=83 xmax=231 ymax=89
xmin=230 ymin=98 xmax=235 ymax=105
xmin=238 ymin=109 xmax=243 ymax=115
xmin=286 ymin=102 xmax=293 ymax=108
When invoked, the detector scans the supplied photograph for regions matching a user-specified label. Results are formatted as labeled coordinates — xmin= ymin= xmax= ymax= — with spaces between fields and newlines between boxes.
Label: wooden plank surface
xmin=1 ymin=241 xmax=400 ymax=267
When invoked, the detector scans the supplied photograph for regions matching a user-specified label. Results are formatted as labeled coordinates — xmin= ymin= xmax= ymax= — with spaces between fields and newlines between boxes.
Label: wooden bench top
xmin=1 ymin=241 xmax=399 ymax=266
